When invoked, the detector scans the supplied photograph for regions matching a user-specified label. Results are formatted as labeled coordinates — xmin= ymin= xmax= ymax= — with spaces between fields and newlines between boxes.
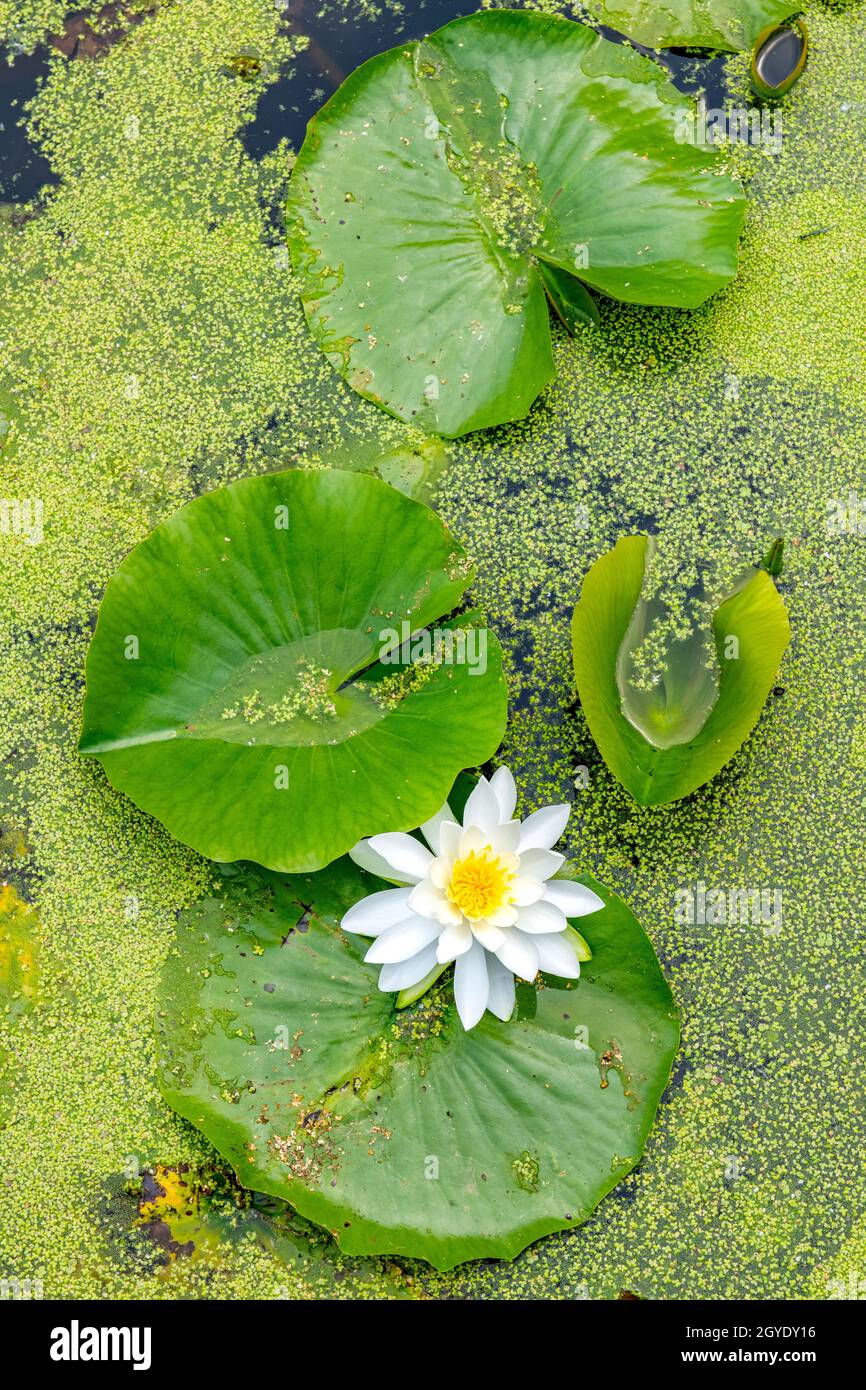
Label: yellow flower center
xmin=446 ymin=848 xmax=514 ymax=921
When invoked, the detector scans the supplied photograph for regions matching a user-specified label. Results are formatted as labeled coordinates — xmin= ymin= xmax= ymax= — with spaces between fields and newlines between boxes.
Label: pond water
xmin=0 ymin=0 xmax=735 ymax=208
xmin=0 ymin=46 xmax=55 ymax=202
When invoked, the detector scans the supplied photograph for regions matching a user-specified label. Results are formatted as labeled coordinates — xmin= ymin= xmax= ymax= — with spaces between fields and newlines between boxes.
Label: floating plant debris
xmin=224 ymin=52 xmax=263 ymax=81
xmin=0 ymin=882 xmax=41 ymax=1019
xmin=797 ymin=224 xmax=834 ymax=240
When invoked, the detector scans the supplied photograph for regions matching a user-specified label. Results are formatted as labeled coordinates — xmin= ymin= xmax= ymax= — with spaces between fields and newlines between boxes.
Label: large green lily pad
xmin=156 ymin=855 xmax=679 ymax=1269
xmin=79 ymin=469 xmax=506 ymax=872
xmin=583 ymin=0 xmax=799 ymax=52
xmin=571 ymin=535 xmax=791 ymax=805
xmin=287 ymin=10 xmax=745 ymax=438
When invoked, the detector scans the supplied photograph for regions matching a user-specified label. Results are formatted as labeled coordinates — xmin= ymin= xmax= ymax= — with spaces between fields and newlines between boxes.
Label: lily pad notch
xmin=287 ymin=10 xmax=746 ymax=437
xmin=79 ymin=469 xmax=507 ymax=872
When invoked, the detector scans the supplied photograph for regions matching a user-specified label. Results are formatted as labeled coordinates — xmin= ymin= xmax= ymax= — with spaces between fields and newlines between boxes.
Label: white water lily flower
xmin=342 ymin=767 xmax=604 ymax=1030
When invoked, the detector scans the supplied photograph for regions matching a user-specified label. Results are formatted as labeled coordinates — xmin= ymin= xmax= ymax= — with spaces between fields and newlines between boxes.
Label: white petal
xmin=414 ymin=869 xmax=462 ymax=925
xmin=341 ymin=887 xmax=414 ymax=937
xmin=534 ymin=931 xmax=582 ymax=978
xmin=484 ymin=904 xmax=518 ymax=928
xmin=471 ymin=921 xmax=505 ymax=951
xmin=458 ymin=824 xmax=488 ymax=856
xmin=490 ymin=766 xmax=517 ymax=821
xmin=429 ymin=859 xmax=449 ymax=889
xmin=364 ymin=916 xmax=440 ymax=964
xmin=437 ymin=821 xmax=461 ymax=865
xmin=366 ymin=832 xmax=433 ymax=883
xmin=544 ymin=880 xmax=605 ymax=918
xmin=436 ymin=920 xmax=473 ymax=963
xmin=515 ymin=900 xmax=568 ymax=934
xmin=453 ymin=940 xmax=489 ymax=1029
xmin=486 ymin=820 xmax=521 ymax=855
xmin=408 ymin=879 xmax=448 ymax=921
xmin=495 ymin=927 xmax=539 ymax=981
xmin=378 ymin=943 xmax=440 ymax=992
xmin=420 ymin=803 xmax=456 ymax=854
xmin=518 ymin=847 xmax=565 ymax=881
xmin=463 ymin=777 xmax=501 ymax=832
xmin=510 ymin=875 xmax=546 ymax=907
xmin=349 ymin=839 xmax=417 ymax=885
xmin=485 ymin=953 xmax=516 ymax=1022
xmin=437 ymin=899 xmax=465 ymax=927
xmin=518 ymin=803 xmax=570 ymax=852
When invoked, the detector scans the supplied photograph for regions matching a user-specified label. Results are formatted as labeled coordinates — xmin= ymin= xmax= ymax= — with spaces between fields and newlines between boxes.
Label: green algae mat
xmin=2 ymin=0 xmax=866 ymax=1300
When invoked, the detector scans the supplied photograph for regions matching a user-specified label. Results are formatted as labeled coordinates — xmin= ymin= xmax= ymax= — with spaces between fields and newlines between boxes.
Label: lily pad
xmin=287 ymin=10 xmax=745 ymax=438
xmin=751 ymin=19 xmax=809 ymax=98
xmin=156 ymin=856 xmax=679 ymax=1269
xmin=571 ymin=535 xmax=791 ymax=805
xmin=79 ymin=469 xmax=506 ymax=872
xmin=582 ymin=0 xmax=799 ymax=51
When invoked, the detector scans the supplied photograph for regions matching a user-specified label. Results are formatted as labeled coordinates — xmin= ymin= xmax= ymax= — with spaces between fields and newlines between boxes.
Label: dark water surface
xmin=245 ymin=0 xmax=472 ymax=158
xmin=0 ymin=46 xmax=56 ymax=203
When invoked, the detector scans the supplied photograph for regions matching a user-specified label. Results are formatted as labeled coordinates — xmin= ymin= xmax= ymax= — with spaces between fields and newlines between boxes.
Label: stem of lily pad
xmin=395 ymin=962 xmax=448 ymax=1010
xmin=565 ymin=925 xmax=592 ymax=962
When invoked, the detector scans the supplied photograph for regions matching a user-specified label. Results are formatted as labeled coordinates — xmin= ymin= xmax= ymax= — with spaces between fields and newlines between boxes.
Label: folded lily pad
xmin=571 ymin=535 xmax=790 ymax=805
xmin=582 ymin=0 xmax=799 ymax=51
xmin=287 ymin=10 xmax=745 ymax=438
xmin=156 ymin=856 xmax=679 ymax=1269
xmin=750 ymin=18 xmax=808 ymax=98
xmin=79 ymin=469 xmax=506 ymax=872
